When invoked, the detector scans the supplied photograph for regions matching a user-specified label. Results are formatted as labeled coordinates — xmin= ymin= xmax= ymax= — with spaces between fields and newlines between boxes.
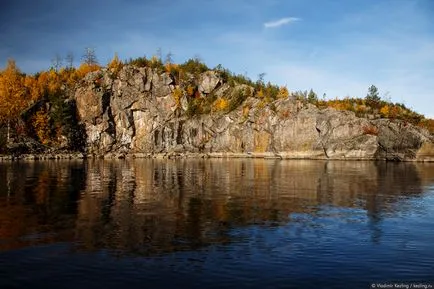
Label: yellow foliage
xmin=257 ymin=100 xmax=266 ymax=109
xmin=33 ymin=109 xmax=50 ymax=144
xmin=0 ymin=59 xmax=28 ymax=124
xmin=32 ymin=70 xmax=62 ymax=98
xmin=380 ymin=105 xmax=390 ymax=117
xmin=256 ymin=89 xmax=264 ymax=98
xmin=165 ymin=63 xmax=179 ymax=73
xmin=24 ymin=75 xmax=42 ymax=102
xmin=172 ymin=87 xmax=183 ymax=108
xmin=277 ymin=86 xmax=289 ymax=99
xmin=213 ymin=98 xmax=229 ymax=112
xmin=327 ymin=99 xmax=352 ymax=111
xmin=75 ymin=63 xmax=100 ymax=79
xmin=36 ymin=71 xmax=49 ymax=93
xmin=108 ymin=53 xmax=123 ymax=74
xmin=47 ymin=70 xmax=61 ymax=95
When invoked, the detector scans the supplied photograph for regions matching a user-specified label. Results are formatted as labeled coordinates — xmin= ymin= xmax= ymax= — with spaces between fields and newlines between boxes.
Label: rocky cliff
xmin=73 ymin=65 xmax=434 ymax=161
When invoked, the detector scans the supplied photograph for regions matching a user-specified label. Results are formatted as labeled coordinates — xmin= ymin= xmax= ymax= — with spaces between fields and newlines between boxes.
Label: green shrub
xmin=179 ymin=58 xmax=209 ymax=77
xmin=126 ymin=56 xmax=149 ymax=67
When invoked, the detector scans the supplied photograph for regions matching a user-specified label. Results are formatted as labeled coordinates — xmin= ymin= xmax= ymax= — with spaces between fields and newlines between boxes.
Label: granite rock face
xmin=74 ymin=65 xmax=434 ymax=161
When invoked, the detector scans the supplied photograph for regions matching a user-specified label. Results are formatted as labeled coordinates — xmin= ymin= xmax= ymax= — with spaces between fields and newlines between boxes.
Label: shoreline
xmin=1 ymin=152 xmax=433 ymax=162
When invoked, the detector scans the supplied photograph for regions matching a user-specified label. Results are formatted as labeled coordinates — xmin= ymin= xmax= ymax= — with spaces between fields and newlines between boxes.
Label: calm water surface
xmin=0 ymin=159 xmax=434 ymax=289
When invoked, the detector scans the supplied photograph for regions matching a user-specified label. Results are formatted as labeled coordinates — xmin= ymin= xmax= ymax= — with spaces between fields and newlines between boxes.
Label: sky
xmin=1 ymin=0 xmax=433 ymax=117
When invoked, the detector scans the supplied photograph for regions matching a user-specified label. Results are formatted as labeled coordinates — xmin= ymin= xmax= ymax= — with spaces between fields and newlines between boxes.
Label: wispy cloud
xmin=264 ymin=17 xmax=300 ymax=28
xmin=2 ymin=0 xmax=433 ymax=118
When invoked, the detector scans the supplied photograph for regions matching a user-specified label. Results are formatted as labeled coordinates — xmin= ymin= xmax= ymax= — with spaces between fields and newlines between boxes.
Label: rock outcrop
xmin=73 ymin=65 xmax=434 ymax=161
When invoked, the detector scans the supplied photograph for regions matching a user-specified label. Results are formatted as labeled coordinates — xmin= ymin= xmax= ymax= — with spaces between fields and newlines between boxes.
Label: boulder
xmin=199 ymin=71 xmax=221 ymax=94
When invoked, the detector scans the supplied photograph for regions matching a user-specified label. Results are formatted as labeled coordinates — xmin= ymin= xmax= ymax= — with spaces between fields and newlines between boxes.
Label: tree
xmin=107 ymin=52 xmax=123 ymax=74
xmin=51 ymin=53 xmax=63 ymax=72
xmin=179 ymin=58 xmax=209 ymax=76
xmin=0 ymin=59 xmax=28 ymax=142
xmin=277 ymin=86 xmax=289 ymax=98
xmin=365 ymin=85 xmax=381 ymax=106
xmin=307 ymin=89 xmax=318 ymax=103
xmin=164 ymin=51 xmax=173 ymax=65
xmin=65 ymin=52 xmax=74 ymax=69
xmin=81 ymin=47 xmax=98 ymax=65
xmin=33 ymin=108 xmax=51 ymax=144
xmin=164 ymin=51 xmax=175 ymax=73
xmin=257 ymin=73 xmax=266 ymax=85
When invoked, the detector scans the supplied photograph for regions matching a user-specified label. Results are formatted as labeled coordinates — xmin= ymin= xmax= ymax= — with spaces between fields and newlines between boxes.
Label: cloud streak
xmin=264 ymin=17 xmax=300 ymax=28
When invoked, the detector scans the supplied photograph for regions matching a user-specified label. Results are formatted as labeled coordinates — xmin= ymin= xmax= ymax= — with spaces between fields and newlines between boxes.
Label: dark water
xmin=1 ymin=159 xmax=434 ymax=289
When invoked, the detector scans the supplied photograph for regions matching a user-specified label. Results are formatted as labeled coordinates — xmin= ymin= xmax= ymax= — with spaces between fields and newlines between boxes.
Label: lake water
xmin=0 ymin=159 xmax=434 ymax=289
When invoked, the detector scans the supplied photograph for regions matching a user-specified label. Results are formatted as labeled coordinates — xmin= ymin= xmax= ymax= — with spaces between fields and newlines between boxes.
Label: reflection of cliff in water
xmin=1 ymin=160 xmax=433 ymax=253
xmin=74 ymin=159 xmax=434 ymax=255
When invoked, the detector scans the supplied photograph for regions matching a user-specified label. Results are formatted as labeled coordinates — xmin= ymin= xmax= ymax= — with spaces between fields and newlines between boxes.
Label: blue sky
xmin=1 ymin=0 xmax=433 ymax=117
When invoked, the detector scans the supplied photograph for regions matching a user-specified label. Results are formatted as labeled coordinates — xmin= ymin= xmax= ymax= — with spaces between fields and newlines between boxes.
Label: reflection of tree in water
xmin=74 ymin=159 xmax=432 ymax=256
xmin=0 ymin=161 xmax=85 ymax=251
xmin=0 ymin=159 xmax=432 ymax=254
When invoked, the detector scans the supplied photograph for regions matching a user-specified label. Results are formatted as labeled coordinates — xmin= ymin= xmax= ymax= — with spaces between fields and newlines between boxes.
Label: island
xmin=1 ymin=54 xmax=433 ymax=161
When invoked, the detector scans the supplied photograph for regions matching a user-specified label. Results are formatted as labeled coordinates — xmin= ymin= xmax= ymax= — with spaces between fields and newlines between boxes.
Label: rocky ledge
xmin=0 ymin=152 xmax=86 ymax=161
xmin=3 ymin=65 xmax=433 ymax=162
xmin=68 ymin=65 xmax=434 ymax=162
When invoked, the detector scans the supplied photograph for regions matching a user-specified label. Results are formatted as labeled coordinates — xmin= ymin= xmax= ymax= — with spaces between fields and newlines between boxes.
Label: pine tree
xmin=307 ymin=89 xmax=318 ymax=103
xmin=365 ymin=85 xmax=381 ymax=106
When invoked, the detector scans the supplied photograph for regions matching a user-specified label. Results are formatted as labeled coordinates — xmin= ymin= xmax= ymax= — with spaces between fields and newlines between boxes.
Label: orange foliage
xmin=165 ymin=63 xmax=179 ymax=73
xmin=58 ymin=67 xmax=79 ymax=87
xmin=419 ymin=119 xmax=434 ymax=134
xmin=186 ymin=85 xmax=195 ymax=97
xmin=0 ymin=59 xmax=29 ymax=124
xmin=389 ymin=105 xmax=401 ymax=119
xmin=75 ymin=63 xmax=101 ymax=79
xmin=362 ymin=124 xmax=379 ymax=136
xmin=24 ymin=75 xmax=42 ymax=101
xmin=33 ymin=109 xmax=50 ymax=144
xmin=108 ymin=53 xmax=123 ymax=75
xmin=213 ymin=98 xmax=229 ymax=112
xmin=380 ymin=105 xmax=390 ymax=117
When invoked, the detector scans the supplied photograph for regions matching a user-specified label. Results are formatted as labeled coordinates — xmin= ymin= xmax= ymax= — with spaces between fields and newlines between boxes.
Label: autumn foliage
xmin=362 ymin=124 xmax=379 ymax=136
xmin=0 ymin=56 xmax=100 ymax=148
xmin=107 ymin=53 xmax=123 ymax=75
xmin=213 ymin=98 xmax=229 ymax=112
xmin=0 ymin=60 xmax=29 ymax=125
xmin=1 ymin=51 xmax=433 ymax=154
xmin=33 ymin=108 xmax=50 ymax=145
